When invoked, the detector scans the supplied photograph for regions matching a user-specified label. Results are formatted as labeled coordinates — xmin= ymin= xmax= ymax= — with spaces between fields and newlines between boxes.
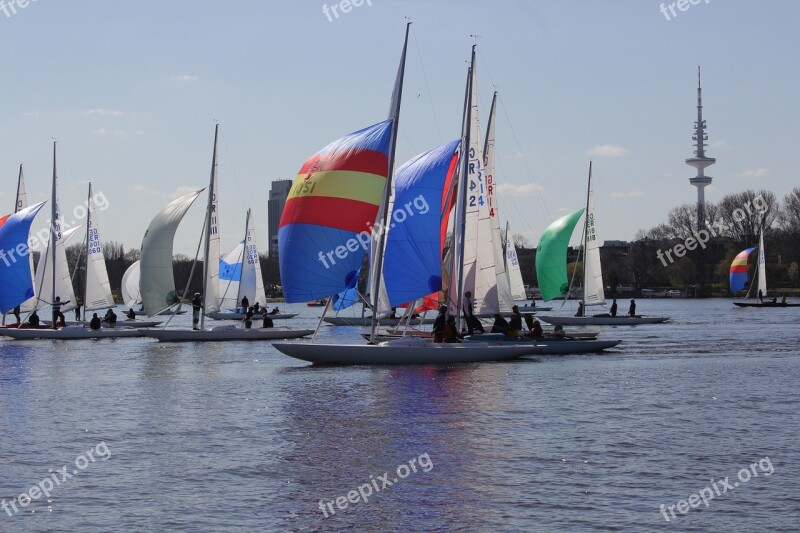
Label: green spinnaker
xmin=535 ymin=208 xmax=585 ymax=302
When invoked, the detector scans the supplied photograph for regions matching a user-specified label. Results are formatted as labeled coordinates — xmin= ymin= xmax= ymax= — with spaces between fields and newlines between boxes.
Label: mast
xmin=239 ymin=208 xmax=250 ymax=303
xmin=201 ymin=124 xmax=219 ymax=330
xmin=454 ymin=47 xmax=475 ymax=332
xmin=15 ymin=164 xmax=24 ymax=213
xmin=83 ymin=183 xmax=92 ymax=320
xmin=51 ymin=142 xmax=58 ymax=308
xmin=368 ymin=22 xmax=410 ymax=343
xmin=582 ymin=161 xmax=592 ymax=312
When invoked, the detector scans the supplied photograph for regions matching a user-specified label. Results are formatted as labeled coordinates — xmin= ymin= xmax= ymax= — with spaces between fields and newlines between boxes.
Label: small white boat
xmin=538 ymin=315 xmax=670 ymax=326
xmin=273 ymin=336 xmax=535 ymax=365
xmin=0 ymin=325 xmax=146 ymax=340
xmin=142 ymin=325 xmax=314 ymax=342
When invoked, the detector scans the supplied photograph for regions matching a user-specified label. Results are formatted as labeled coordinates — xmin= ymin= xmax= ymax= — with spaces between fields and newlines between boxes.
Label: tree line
xmin=510 ymin=188 xmax=800 ymax=296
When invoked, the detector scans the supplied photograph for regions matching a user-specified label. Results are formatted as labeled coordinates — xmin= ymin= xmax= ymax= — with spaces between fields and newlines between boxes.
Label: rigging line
xmin=476 ymin=47 xmax=551 ymax=226
xmin=498 ymin=98 xmax=552 ymax=223
xmin=219 ymin=129 xmax=250 ymax=241
xmin=412 ymin=29 xmax=444 ymax=144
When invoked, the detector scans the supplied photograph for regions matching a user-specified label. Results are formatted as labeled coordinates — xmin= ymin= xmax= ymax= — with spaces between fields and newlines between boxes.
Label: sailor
xmin=240 ymin=295 xmax=249 ymax=314
xmin=192 ymin=292 xmax=202 ymax=330
xmin=89 ymin=313 xmax=102 ymax=330
xmin=127 ymin=308 xmax=136 ymax=320
xmin=432 ymin=306 xmax=447 ymax=343
xmin=52 ymin=296 xmax=70 ymax=329
xmin=610 ymin=299 xmax=618 ymax=317
xmin=628 ymin=298 xmax=636 ymax=317
xmin=507 ymin=305 xmax=523 ymax=338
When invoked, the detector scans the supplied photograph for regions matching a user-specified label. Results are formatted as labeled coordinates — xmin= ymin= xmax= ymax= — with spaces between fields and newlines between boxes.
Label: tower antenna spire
xmin=686 ymin=66 xmax=716 ymax=229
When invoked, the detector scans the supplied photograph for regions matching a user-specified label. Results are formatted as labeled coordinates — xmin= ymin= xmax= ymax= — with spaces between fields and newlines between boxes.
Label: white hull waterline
xmin=206 ymin=311 xmax=298 ymax=321
xmin=538 ymin=315 xmax=670 ymax=326
xmin=142 ymin=326 xmax=314 ymax=342
xmin=273 ymin=338 xmax=535 ymax=365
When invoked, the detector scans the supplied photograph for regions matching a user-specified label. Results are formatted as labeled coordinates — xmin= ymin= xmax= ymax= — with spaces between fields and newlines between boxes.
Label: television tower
xmin=685 ymin=66 xmax=715 ymax=229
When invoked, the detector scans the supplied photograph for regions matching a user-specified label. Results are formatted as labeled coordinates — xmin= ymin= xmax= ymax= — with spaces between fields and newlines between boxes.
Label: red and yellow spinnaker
xmin=278 ymin=119 xmax=393 ymax=302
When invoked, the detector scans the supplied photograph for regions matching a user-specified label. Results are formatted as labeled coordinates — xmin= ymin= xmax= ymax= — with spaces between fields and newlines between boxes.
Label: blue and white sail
xmin=0 ymin=201 xmax=46 ymax=313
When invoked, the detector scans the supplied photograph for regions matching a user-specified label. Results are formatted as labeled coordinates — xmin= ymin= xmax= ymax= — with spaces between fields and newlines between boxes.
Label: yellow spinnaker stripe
xmin=288 ymin=170 xmax=386 ymax=205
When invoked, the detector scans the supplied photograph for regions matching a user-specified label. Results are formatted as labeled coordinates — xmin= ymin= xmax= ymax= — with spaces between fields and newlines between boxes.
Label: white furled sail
xmin=83 ymin=183 xmax=115 ymax=311
xmin=505 ymin=222 xmax=527 ymax=301
xmin=202 ymin=125 xmax=221 ymax=316
xmin=243 ymin=208 xmax=266 ymax=306
xmin=484 ymin=91 xmax=514 ymax=312
xmin=121 ymin=260 xmax=141 ymax=309
xmin=757 ymin=227 xmax=767 ymax=297
xmin=140 ymin=189 xmax=203 ymax=316
xmin=35 ymin=226 xmax=79 ymax=313
xmin=582 ymin=163 xmax=605 ymax=306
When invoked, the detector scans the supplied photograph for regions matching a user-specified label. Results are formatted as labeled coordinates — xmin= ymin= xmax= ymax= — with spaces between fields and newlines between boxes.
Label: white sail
xmin=583 ymin=163 xmax=605 ymax=306
xmin=83 ymin=184 xmax=115 ymax=311
xmin=121 ymin=260 xmax=141 ymax=309
xmin=484 ymin=92 xmax=514 ymax=312
xmin=243 ymin=209 xmax=266 ymax=306
xmin=16 ymin=165 xmax=37 ymax=312
xmin=34 ymin=226 xmax=79 ymax=313
xmin=461 ymin=52 xmax=498 ymax=314
xmin=505 ymin=222 xmax=527 ymax=300
xmin=140 ymin=189 xmax=203 ymax=316
xmin=202 ymin=126 xmax=221 ymax=315
xmin=757 ymin=228 xmax=767 ymax=297
xmin=219 ymin=241 xmax=244 ymax=311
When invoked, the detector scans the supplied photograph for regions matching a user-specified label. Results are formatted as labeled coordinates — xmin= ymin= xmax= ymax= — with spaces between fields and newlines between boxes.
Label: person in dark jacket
xmin=89 ymin=313 xmax=102 ymax=330
xmin=628 ymin=299 xmax=636 ymax=317
xmin=432 ymin=306 xmax=447 ymax=343
xmin=192 ymin=293 xmax=202 ymax=330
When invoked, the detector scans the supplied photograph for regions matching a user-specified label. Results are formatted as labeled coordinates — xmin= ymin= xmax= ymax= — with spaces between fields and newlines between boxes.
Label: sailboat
xmin=273 ymin=34 xmax=536 ymax=364
xmin=732 ymin=228 xmax=798 ymax=308
xmin=206 ymin=209 xmax=297 ymax=321
xmin=2 ymin=166 xmax=36 ymax=325
xmin=142 ymin=126 xmax=313 ymax=342
xmin=2 ymin=150 xmax=156 ymax=339
xmin=536 ymin=163 xmax=669 ymax=326
xmin=120 ymin=260 xmax=185 ymax=316
xmin=0 ymin=202 xmax=47 ymax=319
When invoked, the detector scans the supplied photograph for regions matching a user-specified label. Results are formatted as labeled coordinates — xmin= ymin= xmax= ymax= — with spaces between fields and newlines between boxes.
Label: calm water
xmin=1 ymin=299 xmax=798 ymax=532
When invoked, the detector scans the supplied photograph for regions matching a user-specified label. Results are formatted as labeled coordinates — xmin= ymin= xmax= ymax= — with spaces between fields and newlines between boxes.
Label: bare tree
xmin=716 ymin=189 xmax=777 ymax=249
xmin=780 ymin=187 xmax=800 ymax=234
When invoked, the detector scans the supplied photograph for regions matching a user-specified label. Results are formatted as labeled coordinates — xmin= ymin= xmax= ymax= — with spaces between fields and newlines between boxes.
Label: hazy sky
xmin=1 ymin=0 xmax=797 ymax=256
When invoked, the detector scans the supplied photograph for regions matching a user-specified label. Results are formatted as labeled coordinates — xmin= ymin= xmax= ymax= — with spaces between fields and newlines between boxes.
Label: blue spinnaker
xmin=0 ymin=201 xmax=46 ymax=313
xmin=383 ymin=139 xmax=460 ymax=307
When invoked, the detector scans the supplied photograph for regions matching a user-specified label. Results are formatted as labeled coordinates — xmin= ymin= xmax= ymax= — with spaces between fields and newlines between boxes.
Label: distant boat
xmin=120 ymin=261 xmax=185 ymax=316
xmin=732 ymin=228 xmax=799 ymax=308
xmin=536 ymin=163 xmax=668 ymax=326
xmin=306 ymin=298 xmax=328 ymax=307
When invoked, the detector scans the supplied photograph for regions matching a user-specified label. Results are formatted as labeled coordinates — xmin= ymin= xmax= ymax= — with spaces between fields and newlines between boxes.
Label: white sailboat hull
xmin=538 ymin=315 xmax=670 ymax=326
xmin=0 ymin=326 xmax=146 ymax=340
xmin=273 ymin=337 xmax=535 ymax=365
xmin=142 ymin=326 xmax=313 ymax=342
